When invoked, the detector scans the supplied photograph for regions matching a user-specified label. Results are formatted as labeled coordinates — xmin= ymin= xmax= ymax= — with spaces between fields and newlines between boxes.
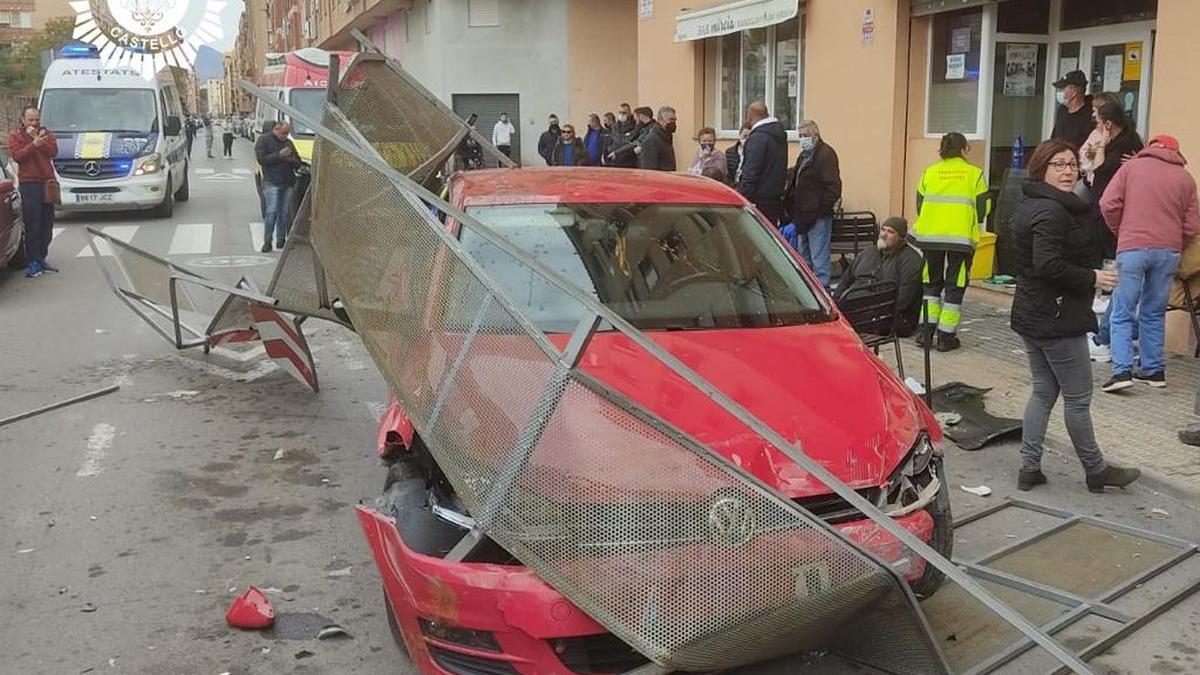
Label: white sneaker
xmin=1092 ymin=295 xmax=1110 ymax=314
xmin=1089 ymin=340 xmax=1112 ymax=363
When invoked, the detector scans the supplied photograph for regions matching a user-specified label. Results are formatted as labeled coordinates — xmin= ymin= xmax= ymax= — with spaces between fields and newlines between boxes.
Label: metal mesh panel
xmin=309 ymin=120 xmax=947 ymax=673
xmin=264 ymin=188 xmax=343 ymax=324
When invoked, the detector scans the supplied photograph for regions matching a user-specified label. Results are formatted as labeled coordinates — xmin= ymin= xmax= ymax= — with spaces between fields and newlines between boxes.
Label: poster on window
xmin=1103 ymin=54 xmax=1123 ymax=92
xmin=950 ymin=27 xmax=971 ymax=54
xmin=1003 ymin=44 xmax=1038 ymax=97
xmin=946 ymin=53 xmax=966 ymax=80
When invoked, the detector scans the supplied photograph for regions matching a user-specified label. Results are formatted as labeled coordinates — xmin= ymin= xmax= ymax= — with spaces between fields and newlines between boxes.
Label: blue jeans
xmin=797 ymin=216 xmax=833 ymax=287
xmin=262 ymin=182 xmax=295 ymax=245
xmin=1111 ymin=249 xmax=1180 ymax=376
xmin=1093 ymin=300 xmax=1137 ymax=347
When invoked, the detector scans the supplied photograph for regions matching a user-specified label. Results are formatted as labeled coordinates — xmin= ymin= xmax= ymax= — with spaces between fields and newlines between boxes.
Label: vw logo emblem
xmin=707 ymin=494 xmax=756 ymax=547
xmin=84 ymin=161 xmax=101 ymax=177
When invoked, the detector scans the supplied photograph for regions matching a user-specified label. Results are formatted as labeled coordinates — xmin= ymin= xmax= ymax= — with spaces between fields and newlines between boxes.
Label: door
xmin=1050 ymin=24 xmax=1154 ymax=138
xmin=451 ymin=93 xmax=520 ymax=167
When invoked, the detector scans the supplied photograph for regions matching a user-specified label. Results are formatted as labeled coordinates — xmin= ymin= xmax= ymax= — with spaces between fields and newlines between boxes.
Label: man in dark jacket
xmin=1050 ymin=70 xmax=1093 ymax=148
xmin=784 ymin=119 xmax=842 ymax=286
xmin=609 ymin=103 xmax=638 ymax=168
xmin=835 ymin=217 xmax=924 ymax=337
xmin=537 ymin=114 xmax=561 ymax=165
xmin=737 ymin=101 xmax=788 ymax=225
xmin=638 ymin=106 xmax=677 ymax=172
xmin=609 ymin=107 xmax=653 ymax=167
xmin=254 ymin=121 xmax=301 ymax=252
xmin=550 ymin=124 xmax=586 ymax=166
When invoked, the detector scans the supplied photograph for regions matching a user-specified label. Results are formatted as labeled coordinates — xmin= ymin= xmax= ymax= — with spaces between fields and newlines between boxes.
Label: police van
xmin=39 ymin=44 xmax=190 ymax=217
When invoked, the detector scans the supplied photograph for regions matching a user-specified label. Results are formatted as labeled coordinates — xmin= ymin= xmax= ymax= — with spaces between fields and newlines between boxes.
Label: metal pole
xmin=326 ymin=54 xmax=339 ymax=105
xmin=0 ymin=386 xmax=120 ymax=428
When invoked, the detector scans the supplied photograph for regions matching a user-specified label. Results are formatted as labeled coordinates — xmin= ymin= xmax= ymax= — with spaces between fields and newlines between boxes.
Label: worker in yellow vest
xmin=912 ymin=132 xmax=992 ymax=352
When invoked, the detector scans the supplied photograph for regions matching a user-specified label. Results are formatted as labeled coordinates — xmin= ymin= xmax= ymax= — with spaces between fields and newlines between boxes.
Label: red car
xmin=358 ymin=167 xmax=951 ymax=675
xmin=0 ymin=146 xmax=26 ymax=271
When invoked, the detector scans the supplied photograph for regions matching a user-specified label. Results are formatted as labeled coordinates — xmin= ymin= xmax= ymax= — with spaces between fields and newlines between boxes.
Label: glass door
xmin=1049 ymin=24 xmax=1155 ymax=138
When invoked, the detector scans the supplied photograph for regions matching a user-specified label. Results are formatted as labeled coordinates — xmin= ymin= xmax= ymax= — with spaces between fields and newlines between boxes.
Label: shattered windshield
xmin=459 ymin=202 xmax=830 ymax=333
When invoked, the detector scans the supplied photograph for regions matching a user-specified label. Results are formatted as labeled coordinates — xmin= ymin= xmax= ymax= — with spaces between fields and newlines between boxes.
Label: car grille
xmin=553 ymin=633 xmax=651 ymax=673
xmin=54 ymin=158 xmax=129 ymax=180
xmin=428 ymin=646 xmax=518 ymax=675
xmin=794 ymin=487 xmax=882 ymax=525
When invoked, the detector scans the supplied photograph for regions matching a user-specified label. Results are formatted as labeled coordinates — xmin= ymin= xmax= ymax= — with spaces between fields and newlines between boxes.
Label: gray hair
xmin=798 ymin=119 xmax=821 ymax=138
xmin=657 ymin=105 xmax=677 ymax=121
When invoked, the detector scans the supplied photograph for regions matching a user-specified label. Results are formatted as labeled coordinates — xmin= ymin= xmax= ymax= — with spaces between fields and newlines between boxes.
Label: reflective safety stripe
xmin=923 ymin=297 xmax=942 ymax=324
xmin=922 ymin=263 xmax=930 ymax=283
xmin=914 ymin=233 xmax=977 ymax=249
xmin=921 ymin=194 xmax=975 ymax=206
xmin=939 ymin=303 xmax=963 ymax=332
xmin=956 ymin=261 xmax=969 ymax=287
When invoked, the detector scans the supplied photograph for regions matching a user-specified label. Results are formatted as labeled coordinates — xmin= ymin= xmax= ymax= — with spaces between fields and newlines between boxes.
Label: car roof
xmin=451 ymin=168 xmax=748 ymax=207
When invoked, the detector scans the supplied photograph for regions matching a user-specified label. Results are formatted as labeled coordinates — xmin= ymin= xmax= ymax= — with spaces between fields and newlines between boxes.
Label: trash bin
xmin=971 ymin=232 xmax=997 ymax=280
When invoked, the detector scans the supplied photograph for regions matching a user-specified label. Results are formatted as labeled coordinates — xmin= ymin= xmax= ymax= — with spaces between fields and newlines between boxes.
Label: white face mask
xmin=799 ymin=136 xmax=815 ymax=153
xmin=1055 ymin=90 xmax=1067 ymax=106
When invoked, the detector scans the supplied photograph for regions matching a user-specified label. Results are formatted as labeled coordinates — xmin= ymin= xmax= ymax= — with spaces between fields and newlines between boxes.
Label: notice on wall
xmin=1124 ymin=42 xmax=1143 ymax=81
xmin=1003 ymin=43 xmax=1038 ymax=97
xmin=946 ymin=53 xmax=966 ymax=80
xmin=1058 ymin=57 xmax=1078 ymax=76
xmin=1103 ymin=53 xmax=1123 ymax=92
xmin=861 ymin=8 xmax=874 ymax=45
xmin=639 ymin=0 xmax=653 ymax=20
xmin=950 ymin=27 xmax=971 ymax=54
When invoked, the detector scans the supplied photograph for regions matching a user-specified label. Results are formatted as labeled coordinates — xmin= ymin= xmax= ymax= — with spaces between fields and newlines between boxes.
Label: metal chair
xmin=838 ymin=280 xmax=904 ymax=378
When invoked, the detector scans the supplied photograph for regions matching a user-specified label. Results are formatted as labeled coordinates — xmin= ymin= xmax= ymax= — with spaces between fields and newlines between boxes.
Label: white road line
xmin=233 ymin=168 xmax=253 ymax=175
xmin=249 ymin=222 xmax=264 ymax=251
xmin=77 ymin=422 xmax=115 ymax=477
xmin=79 ymin=225 xmax=139 ymax=257
xmin=168 ymin=223 xmax=212 ymax=255
xmin=195 ymin=168 xmax=215 ymax=175
xmin=51 ymin=228 xmax=65 ymax=248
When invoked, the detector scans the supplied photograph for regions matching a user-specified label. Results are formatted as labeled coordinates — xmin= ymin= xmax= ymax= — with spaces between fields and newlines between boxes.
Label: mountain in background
xmin=193 ymin=45 xmax=224 ymax=83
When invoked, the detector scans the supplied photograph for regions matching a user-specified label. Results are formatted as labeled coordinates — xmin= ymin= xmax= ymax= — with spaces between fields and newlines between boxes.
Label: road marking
xmin=77 ymin=422 xmax=115 ymax=477
xmin=202 ymin=173 xmax=246 ymax=182
xmin=233 ymin=168 xmax=253 ymax=175
xmin=195 ymin=168 xmax=215 ymax=175
xmin=249 ymin=222 xmax=264 ymax=251
xmin=79 ymin=225 xmax=140 ymax=257
xmin=168 ymin=223 xmax=212 ymax=255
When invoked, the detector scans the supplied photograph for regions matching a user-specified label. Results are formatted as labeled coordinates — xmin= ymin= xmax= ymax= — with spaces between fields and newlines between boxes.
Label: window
xmin=467 ymin=0 xmax=499 ymax=28
xmin=0 ymin=12 xmax=11 ymax=25
xmin=997 ymin=0 xmax=1049 ymax=34
xmin=1061 ymin=0 xmax=1156 ymax=30
xmin=717 ymin=15 xmax=804 ymax=134
xmin=927 ymin=8 xmax=984 ymax=136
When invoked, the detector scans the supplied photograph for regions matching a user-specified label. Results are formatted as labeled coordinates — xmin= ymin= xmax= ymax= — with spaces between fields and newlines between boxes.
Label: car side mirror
xmin=165 ymin=116 xmax=181 ymax=136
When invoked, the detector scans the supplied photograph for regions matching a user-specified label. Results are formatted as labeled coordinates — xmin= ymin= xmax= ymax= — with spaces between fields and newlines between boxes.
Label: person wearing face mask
xmin=686 ymin=127 xmax=726 ymax=182
xmin=725 ymin=123 xmax=751 ymax=186
xmin=737 ymin=101 xmax=788 ymax=225
xmin=911 ymin=132 xmax=990 ymax=352
xmin=783 ymin=119 xmax=842 ymax=286
xmin=8 ymin=106 xmax=60 ymax=278
xmin=491 ymin=112 xmax=516 ymax=160
xmin=1051 ymin=71 xmax=1093 ymax=149
xmin=637 ymin=106 xmax=677 ymax=172
xmin=606 ymin=106 xmax=651 ymax=168
xmin=834 ymin=217 xmax=924 ymax=337
xmin=538 ymin=114 xmax=561 ymax=165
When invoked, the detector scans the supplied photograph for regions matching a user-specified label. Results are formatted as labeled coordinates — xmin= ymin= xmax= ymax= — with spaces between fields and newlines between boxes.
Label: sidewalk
xmin=891 ymin=286 xmax=1200 ymax=497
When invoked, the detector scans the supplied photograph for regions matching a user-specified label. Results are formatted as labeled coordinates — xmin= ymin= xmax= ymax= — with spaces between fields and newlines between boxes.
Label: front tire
xmin=909 ymin=458 xmax=953 ymax=598
xmin=153 ymin=178 xmax=174 ymax=218
xmin=174 ymin=163 xmax=190 ymax=202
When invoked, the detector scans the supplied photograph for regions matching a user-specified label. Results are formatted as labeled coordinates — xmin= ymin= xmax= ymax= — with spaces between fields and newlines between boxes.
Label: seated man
xmin=834 ymin=217 xmax=924 ymax=337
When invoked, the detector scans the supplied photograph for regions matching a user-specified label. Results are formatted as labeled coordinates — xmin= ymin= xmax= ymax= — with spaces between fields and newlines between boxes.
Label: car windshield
xmin=289 ymin=89 xmax=325 ymax=136
xmin=41 ymin=89 xmax=157 ymax=134
xmin=459 ymin=202 xmax=830 ymax=333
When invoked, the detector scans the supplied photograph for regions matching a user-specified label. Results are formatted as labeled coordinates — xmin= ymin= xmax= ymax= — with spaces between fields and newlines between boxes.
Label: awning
xmin=674 ymin=0 xmax=800 ymax=43
xmin=911 ymin=0 xmax=1009 ymax=18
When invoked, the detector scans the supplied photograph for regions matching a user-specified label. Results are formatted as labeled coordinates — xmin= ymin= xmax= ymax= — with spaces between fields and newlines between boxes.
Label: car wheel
xmin=175 ymin=163 xmax=190 ymax=202
xmin=7 ymin=237 xmax=27 ymax=269
xmin=383 ymin=588 xmax=411 ymax=656
xmin=153 ymin=179 xmax=174 ymax=218
xmin=909 ymin=457 xmax=953 ymax=599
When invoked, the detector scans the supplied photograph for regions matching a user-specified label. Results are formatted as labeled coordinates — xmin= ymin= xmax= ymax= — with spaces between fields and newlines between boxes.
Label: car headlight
xmin=133 ymin=153 xmax=161 ymax=176
xmin=880 ymin=434 xmax=942 ymax=517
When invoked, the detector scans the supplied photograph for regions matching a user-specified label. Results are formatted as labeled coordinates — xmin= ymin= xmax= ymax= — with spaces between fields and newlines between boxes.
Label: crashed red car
xmin=358 ymin=167 xmax=951 ymax=674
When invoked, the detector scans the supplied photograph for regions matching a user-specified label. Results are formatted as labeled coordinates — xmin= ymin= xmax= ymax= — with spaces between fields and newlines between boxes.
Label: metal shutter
xmin=452 ymin=93 xmax=521 ymax=166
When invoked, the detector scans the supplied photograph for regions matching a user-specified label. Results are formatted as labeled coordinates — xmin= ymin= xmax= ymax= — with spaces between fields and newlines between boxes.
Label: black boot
xmin=1017 ymin=469 xmax=1047 ymax=492
xmin=1085 ymin=465 xmax=1141 ymax=493
xmin=914 ymin=325 xmax=935 ymax=347
xmin=936 ymin=330 xmax=961 ymax=352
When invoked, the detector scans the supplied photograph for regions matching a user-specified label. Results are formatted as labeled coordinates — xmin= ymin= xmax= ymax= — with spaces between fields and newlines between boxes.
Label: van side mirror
xmin=165 ymin=116 xmax=181 ymax=136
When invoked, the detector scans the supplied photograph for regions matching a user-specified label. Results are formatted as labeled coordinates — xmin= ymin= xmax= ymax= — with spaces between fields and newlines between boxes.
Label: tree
xmin=0 ymin=16 xmax=76 ymax=95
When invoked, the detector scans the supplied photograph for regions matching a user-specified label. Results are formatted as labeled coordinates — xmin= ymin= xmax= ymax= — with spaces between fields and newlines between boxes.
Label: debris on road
xmin=316 ymin=624 xmax=351 ymax=640
xmin=17 ymin=548 xmax=35 ymax=554
xmin=325 ymin=567 xmax=351 ymax=578
xmin=960 ymin=485 xmax=993 ymax=497
xmin=165 ymin=390 xmax=200 ymax=400
xmin=225 ymin=587 xmax=276 ymax=629
xmin=273 ymin=448 xmax=286 ymax=460
xmin=80 ymin=603 xmax=97 ymax=613
xmin=0 ymin=385 xmax=120 ymax=429
xmin=934 ymin=411 xmax=962 ymax=427
xmin=1150 ymin=508 xmax=1170 ymax=519
xmin=294 ymin=650 xmax=315 ymax=660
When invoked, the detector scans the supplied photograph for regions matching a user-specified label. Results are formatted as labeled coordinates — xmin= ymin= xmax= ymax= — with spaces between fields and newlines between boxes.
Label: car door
xmin=0 ymin=157 xmax=22 ymax=267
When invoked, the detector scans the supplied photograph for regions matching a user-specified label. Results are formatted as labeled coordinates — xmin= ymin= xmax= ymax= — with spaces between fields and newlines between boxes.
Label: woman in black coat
xmin=1010 ymin=139 xmax=1140 ymax=494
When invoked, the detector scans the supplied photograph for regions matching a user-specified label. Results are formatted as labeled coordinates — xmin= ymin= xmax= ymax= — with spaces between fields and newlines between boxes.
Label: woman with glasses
xmin=1010 ymin=139 xmax=1141 ymax=494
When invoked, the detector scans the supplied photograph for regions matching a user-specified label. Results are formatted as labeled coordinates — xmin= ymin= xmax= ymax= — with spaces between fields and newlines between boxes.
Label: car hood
xmin=559 ymin=322 xmax=924 ymax=498
xmin=53 ymin=131 xmax=157 ymax=160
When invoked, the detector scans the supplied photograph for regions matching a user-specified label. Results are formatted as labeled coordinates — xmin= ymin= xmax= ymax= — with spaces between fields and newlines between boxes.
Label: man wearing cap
xmin=835 ymin=217 xmax=924 ymax=337
xmin=1051 ymin=70 xmax=1093 ymax=148
xmin=1099 ymin=134 xmax=1200 ymax=392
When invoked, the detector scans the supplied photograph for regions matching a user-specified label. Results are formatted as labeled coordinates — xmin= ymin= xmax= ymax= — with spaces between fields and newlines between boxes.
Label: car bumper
xmin=57 ymin=174 xmax=168 ymax=210
xmin=358 ymin=502 xmax=935 ymax=675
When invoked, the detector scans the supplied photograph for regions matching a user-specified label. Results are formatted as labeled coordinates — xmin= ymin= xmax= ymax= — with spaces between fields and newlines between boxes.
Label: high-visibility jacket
xmin=912 ymin=157 xmax=991 ymax=253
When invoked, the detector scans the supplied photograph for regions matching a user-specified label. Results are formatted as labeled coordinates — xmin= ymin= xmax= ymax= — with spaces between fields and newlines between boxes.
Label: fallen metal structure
xmin=234 ymin=46 xmax=1110 ymax=674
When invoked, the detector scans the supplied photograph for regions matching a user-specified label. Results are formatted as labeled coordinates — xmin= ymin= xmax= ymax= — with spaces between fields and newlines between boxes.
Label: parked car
xmin=0 ymin=143 xmax=26 ymax=271
xmin=358 ymin=167 xmax=951 ymax=675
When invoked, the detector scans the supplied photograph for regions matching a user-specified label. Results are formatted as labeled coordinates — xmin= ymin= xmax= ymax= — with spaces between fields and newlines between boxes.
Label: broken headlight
xmin=880 ymin=434 xmax=942 ymax=518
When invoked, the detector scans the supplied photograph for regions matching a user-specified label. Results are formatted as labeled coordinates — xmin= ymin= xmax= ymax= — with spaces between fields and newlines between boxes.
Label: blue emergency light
xmin=59 ymin=44 xmax=100 ymax=58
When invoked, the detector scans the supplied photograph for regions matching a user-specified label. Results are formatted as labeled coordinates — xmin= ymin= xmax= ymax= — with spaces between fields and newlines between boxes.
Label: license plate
xmin=75 ymin=193 xmax=114 ymax=203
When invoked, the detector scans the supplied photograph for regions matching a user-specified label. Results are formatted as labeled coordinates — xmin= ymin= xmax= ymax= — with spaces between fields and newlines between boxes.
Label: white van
xmin=39 ymin=45 xmax=189 ymax=217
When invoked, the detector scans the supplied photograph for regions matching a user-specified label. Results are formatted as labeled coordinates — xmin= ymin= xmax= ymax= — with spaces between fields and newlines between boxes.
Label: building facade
xmin=206 ymin=78 xmax=229 ymax=117
xmin=0 ymin=0 xmax=35 ymax=46
xmin=29 ymin=0 xmax=71 ymax=31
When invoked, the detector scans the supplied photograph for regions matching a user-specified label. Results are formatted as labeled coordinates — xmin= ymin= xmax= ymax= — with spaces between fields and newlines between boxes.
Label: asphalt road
xmin=2 ymin=142 xmax=1198 ymax=674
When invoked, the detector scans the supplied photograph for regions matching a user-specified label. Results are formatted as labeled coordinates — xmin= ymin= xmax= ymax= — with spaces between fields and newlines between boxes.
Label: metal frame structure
xmin=239 ymin=50 xmax=1099 ymax=672
xmin=952 ymin=498 xmax=1200 ymax=674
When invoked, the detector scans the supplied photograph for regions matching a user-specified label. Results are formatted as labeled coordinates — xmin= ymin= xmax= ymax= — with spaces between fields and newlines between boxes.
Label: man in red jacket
xmin=1100 ymin=134 xmax=1200 ymax=391
xmin=7 ymin=106 xmax=59 ymax=278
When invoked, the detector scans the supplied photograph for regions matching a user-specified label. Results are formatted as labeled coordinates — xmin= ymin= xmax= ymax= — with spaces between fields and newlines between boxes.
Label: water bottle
xmin=1011 ymin=136 xmax=1025 ymax=168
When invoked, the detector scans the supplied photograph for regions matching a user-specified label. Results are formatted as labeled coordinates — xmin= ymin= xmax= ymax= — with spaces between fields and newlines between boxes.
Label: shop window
xmin=717 ymin=15 xmax=805 ymax=134
xmin=1061 ymin=0 xmax=1156 ymax=30
xmin=997 ymin=0 xmax=1049 ymax=35
xmin=927 ymin=8 xmax=983 ymax=136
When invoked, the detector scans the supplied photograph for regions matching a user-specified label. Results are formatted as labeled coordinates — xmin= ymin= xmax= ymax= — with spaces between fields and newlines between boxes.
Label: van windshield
xmin=458 ymin=203 xmax=830 ymax=333
xmin=289 ymin=89 xmax=325 ymax=136
xmin=41 ymin=89 xmax=157 ymax=135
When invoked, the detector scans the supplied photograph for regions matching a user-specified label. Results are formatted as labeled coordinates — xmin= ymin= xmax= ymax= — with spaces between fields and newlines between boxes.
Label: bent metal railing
xmin=240 ymin=52 xmax=1093 ymax=674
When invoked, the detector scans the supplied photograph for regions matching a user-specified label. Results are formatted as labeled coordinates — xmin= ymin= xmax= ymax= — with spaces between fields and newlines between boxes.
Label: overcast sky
xmin=177 ymin=0 xmax=244 ymax=53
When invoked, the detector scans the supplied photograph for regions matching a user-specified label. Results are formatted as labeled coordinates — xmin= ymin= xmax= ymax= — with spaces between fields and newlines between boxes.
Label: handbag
xmin=44 ymin=178 xmax=61 ymax=206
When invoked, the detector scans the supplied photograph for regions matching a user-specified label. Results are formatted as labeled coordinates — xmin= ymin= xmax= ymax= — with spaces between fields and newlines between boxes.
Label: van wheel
xmin=909 ymin=458 xmax=953 ymax=599
xmin=174 ymin=164 xmax=190 ymax=202
xmin=153 ymin=179 xmax=174 ymax=218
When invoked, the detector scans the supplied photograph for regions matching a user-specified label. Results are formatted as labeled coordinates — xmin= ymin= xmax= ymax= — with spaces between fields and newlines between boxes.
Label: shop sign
xmin=674 ymin=0 xmax=799 ymax=42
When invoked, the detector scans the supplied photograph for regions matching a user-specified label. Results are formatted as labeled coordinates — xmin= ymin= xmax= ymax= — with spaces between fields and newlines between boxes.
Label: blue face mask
xmin=799 ymin=136 xmax=815 ymax=153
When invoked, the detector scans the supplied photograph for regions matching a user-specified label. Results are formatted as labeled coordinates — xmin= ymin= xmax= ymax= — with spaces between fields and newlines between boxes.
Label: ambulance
xmin=39 ymin=44 xmax=190 ymax=217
